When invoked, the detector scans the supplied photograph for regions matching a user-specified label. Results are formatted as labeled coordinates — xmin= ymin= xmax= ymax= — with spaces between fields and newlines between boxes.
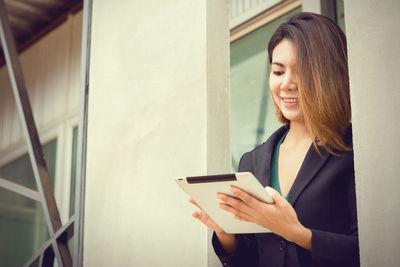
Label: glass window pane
xmin=230 ymin=8 xmax=301 ymax=171
xmin=69 ymin=127 xmax=78 ymax=217
xmin=0 ymin=188 xmax=49 ymax=267
xmin=0 ymin=139 xmax=57 ymax=189
xmin=68 ymin=127 xmax=78 ymax=256
xmin=0 ymin=139 xmax=57 ymax=266
xmin=336 ymin=0 xmax=346 ymax=33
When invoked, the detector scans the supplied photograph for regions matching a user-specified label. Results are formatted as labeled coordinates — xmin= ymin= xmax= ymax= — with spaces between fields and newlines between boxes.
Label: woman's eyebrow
xmin=271 ymin=62 xmax=284 ymax=67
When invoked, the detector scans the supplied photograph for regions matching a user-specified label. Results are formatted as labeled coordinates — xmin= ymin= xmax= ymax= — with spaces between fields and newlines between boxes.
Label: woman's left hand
xmin=217 ymin=186 xmax=311 ymax=249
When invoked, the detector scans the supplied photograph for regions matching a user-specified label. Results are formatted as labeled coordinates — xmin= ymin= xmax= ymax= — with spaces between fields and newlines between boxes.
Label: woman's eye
xmin=273 ymin=71 xmax=283 ymax=76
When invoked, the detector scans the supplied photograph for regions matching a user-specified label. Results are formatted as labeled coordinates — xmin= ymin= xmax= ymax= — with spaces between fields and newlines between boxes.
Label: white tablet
xmin=175 ymin=172 xmax=273 ymax=234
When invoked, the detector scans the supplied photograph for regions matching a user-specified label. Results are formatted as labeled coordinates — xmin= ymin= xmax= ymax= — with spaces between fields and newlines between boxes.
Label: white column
xmin=84 ymin=0 xmax=229 ymax=266
xmin=345 ymin=0 xmax=400 ymax=266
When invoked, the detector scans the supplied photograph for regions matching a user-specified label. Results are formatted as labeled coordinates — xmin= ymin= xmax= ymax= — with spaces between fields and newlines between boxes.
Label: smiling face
xmin=267 ymin=12 xmax=352 ymax=153
xmin=269 ymin=38 xmax=303 ymax=123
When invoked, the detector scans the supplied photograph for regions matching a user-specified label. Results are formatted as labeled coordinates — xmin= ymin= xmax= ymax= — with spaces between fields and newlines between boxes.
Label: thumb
xmin=265 ymin=186 xmax=283 ymax=206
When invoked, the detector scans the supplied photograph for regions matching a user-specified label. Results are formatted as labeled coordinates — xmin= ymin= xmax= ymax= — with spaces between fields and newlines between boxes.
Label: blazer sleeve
xmin=310 ymin=161 xmax=360 ymax=264
xmin=212 ymin=152 xmax=259 ymax=267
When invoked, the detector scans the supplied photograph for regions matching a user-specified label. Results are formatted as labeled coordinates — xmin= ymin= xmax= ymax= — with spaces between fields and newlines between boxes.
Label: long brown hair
xmin=268 ymin=12 xmax=351 ymax=155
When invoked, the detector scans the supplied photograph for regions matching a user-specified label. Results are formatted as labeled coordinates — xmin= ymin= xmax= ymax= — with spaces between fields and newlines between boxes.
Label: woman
xmin=190 ymin=12 xmax=359 ymax=267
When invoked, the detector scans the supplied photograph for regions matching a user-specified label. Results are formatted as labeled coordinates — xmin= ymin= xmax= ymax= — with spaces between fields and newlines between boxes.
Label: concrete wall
xmin=345 ymin=1 xmax=400 ymax=266
xmin=84 ymin=0 xmax=229 ymax=266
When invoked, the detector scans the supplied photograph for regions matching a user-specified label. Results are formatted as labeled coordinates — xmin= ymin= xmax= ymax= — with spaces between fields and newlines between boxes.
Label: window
xmin=335 ymin=0 xmax=346 ymax=33
xmin=230 ymin=7 xmax=301 ymax=171
xmin=0 ymin=140 xmax=57 ymax=266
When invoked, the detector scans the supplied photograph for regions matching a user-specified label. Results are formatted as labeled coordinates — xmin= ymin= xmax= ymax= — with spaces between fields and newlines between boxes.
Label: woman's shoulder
xmin=239 ymin=125 xmax=288 ymax=168
xmin=329 ymin=123 xmax=354 ymax=158
xmin=344 ymin=123 xmax=353 ymax=147
xmin=252 ymin=125 xmax=288 ymax=154
xmin=241 ymin=124 xmax=353 ymax=164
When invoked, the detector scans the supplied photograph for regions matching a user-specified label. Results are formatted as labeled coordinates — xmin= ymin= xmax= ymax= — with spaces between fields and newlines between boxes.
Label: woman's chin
xmin=281 ymin=111 xmax=303 ymax=122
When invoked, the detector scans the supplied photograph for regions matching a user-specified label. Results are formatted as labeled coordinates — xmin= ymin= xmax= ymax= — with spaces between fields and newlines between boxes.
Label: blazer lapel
xmin=287 ymin=144 xmax=330 ymax=206
xmin=253 ymin=126 xmax=288 ymax=188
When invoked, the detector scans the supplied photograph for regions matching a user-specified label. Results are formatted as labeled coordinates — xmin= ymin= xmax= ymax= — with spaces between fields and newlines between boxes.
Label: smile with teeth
xmin=281 ymin=97 xmax=298 ymax=103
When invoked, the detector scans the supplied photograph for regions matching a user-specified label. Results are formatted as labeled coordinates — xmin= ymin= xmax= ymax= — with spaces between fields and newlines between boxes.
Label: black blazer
xmin=213 ymin=126 xmax=359 ymax=267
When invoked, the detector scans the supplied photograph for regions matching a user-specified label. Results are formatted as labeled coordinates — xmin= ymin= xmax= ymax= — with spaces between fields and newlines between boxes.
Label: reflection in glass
xmin=230 ymin=8 xmax=301 ymax=171
xmin=0 ymin=139 xmax=56 ymax=266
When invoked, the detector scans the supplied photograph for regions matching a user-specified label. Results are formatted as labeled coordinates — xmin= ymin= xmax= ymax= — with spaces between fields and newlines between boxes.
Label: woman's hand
xmin=189 ymin=198 xmax=237 ymax=254
xmin=217 ymin=186 xmax=311 ymax=250
xmin=189 ymin=198 xmax=225 ymax=233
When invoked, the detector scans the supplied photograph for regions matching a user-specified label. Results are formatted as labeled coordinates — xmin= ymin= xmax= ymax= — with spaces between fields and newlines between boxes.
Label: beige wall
xmin=84 ymin=0 xmax=229 ymax=266
xmin=346 ymin=0 xmax=400 ymax=266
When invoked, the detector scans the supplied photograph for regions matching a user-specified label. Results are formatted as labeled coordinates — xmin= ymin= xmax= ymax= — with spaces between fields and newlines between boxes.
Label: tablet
xmin=175 ymin=172 xmax=273 ymax=234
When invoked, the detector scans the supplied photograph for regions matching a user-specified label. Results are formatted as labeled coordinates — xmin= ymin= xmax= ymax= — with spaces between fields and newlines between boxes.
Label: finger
xmin=230 ymin=186 xmax=258 ymax=206
xmin=217 ymin=193 xmax=249 ymax=213
xmin=193 ymin=210 xmax=209 ymax=222
xmin=265 ymin=186 xmax=284 ymax=207
xmin=192 ymin=211 xmax=201 ymax=219
xmin=219 ymin=202 xmax=250 ymax=218
xmin=189 ymin=198 xmax=203 ymax=210
xmin=234 ymin=214 xmax=249 ymax=221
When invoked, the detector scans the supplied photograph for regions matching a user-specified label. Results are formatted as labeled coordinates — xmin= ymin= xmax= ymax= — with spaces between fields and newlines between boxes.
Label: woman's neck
xmin=284 ymin=121 xmax=313 ymax=146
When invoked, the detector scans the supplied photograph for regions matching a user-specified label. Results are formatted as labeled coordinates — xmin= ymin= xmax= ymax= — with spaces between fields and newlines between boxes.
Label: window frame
xmin=230 ymin=0 xmax=301 ymax=43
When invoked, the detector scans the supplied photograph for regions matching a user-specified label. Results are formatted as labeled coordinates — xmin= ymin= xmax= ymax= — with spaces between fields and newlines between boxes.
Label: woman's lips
xmin=281 ymin=97 xmax=298 ymax=107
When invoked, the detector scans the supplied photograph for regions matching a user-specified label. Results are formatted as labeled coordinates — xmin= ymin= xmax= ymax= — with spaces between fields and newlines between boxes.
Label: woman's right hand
xmin=189 ymin=198 xmax=237 ymax=255
xmin=189 ymin=198 xmax=225 ymax=233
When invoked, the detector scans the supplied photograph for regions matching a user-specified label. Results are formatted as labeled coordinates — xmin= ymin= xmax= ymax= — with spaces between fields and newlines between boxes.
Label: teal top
xmin=270 ymin=131 xmax=289 ymax=200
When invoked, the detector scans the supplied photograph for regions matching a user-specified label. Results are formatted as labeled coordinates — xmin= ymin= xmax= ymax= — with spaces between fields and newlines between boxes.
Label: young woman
xmin=190 ymin=12 xmax=359 ymax=267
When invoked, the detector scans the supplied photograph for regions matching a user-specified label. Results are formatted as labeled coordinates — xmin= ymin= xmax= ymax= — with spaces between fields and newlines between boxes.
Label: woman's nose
xmin=280 ymin=73 xmax=297 ymax=91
